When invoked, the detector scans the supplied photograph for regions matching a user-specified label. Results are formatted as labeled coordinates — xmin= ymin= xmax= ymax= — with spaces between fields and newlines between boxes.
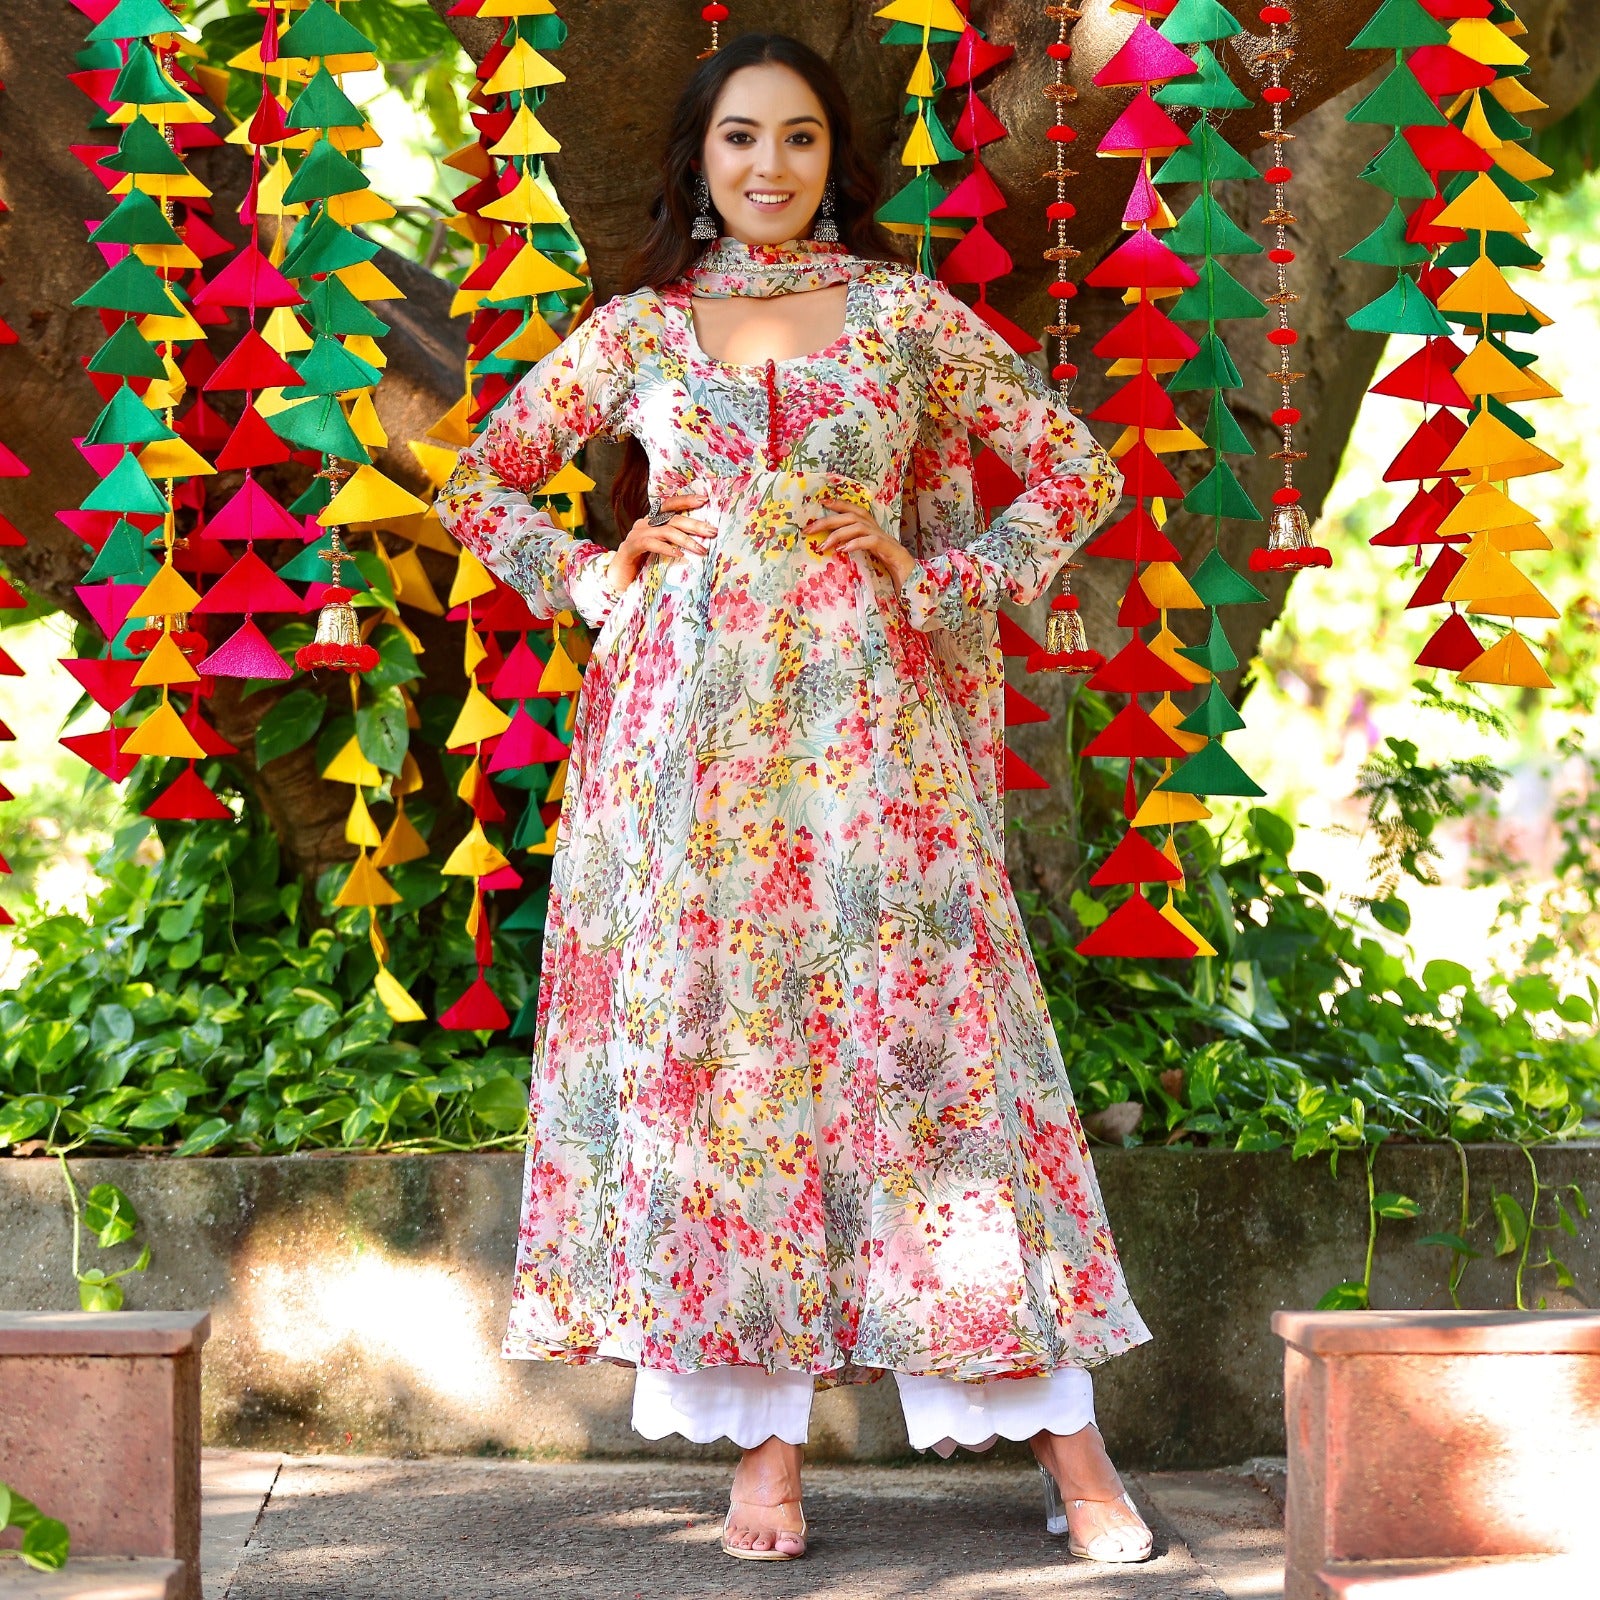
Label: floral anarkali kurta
xmin=438 ymin=244 xmax=1152 ymax=1382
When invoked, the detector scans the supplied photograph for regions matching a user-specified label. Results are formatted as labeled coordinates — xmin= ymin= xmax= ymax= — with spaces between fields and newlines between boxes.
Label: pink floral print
xmin=438 ymin=259 xmax=1149 ymax=1382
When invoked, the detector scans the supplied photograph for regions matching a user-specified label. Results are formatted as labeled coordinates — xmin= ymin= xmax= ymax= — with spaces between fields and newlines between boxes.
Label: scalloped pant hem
xmin=629 ymin=1364 xmax=1093 ymax=1454
xmin=632 ymin=1365 xmax=815 ymax=1448
xmin=894 ymin=1367 xmax=1095 ymax=1459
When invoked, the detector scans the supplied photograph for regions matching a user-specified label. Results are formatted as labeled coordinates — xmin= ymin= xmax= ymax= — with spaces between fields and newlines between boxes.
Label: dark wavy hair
xmin=608 ymin=32 xmax=904 ymax=534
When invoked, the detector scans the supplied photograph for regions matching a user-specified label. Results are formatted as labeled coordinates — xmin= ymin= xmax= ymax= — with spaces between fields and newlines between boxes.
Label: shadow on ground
xmin=224 ymin=1459 xmax=1234 ymax=1599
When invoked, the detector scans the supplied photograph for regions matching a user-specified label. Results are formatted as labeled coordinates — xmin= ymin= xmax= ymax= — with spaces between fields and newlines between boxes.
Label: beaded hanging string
xmin=1029 ymin=1 xmax=1107 ymax=678
xmin=700 ymin=1 xmax=730 ymax=56
xmin=1249 ymin=1 xmax=1327 ymax=573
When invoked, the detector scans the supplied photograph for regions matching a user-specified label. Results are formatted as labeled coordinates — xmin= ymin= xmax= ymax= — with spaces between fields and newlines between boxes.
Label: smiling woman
xmin=434 ymin=28 xmax=1150 ymax=1576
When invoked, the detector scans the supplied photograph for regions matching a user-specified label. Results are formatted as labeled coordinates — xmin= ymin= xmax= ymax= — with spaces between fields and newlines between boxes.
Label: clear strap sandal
xmin=720 ymin=1498 xmax=808 ymax=1561
xmin=1038 ymin=1465 xmax=1154 ymax=1563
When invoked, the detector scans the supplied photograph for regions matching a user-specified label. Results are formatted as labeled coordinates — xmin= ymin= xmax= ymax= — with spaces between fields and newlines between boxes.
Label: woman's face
xmin=697 ymin=63 xmax=833 ymax=247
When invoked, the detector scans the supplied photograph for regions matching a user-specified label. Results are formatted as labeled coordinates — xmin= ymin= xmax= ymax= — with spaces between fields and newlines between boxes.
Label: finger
xmin=661 ymin=492 xmax=710 ymax=507
xmin=804 ymin=515 xmax=861 ymax=535
xmin=667 ymin=528 xmax=710 ymax=554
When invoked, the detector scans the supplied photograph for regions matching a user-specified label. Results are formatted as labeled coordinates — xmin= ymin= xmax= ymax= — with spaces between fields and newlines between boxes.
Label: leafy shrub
xmin=0 ymin=807 xmax=540 ymax=1155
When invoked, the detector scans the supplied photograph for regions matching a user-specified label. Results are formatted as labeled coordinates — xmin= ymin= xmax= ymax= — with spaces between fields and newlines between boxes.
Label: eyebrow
xmin=716 ymin=115 xmax=824 ymax=128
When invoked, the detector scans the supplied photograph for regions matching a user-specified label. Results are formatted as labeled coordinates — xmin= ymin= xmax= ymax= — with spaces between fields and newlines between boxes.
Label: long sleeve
xmin=895 ymin=274 xmax=1123 ymax=634
xmin=436 ymin=295 xmax=635 ymax=628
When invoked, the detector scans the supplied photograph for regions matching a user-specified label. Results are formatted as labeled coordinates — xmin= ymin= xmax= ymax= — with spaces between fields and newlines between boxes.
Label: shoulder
xmin=578 ymin=288 xmax=671 ymax=368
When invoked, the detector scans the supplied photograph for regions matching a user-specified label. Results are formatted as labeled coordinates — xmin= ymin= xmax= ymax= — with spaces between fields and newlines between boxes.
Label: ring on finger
xmin=646 ymin=509 xmax=673 ymax=527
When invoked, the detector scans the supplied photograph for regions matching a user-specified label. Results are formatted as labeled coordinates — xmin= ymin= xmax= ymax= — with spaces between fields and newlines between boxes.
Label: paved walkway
xmin=203 ymin=1451 xmax=1285 ymax=1600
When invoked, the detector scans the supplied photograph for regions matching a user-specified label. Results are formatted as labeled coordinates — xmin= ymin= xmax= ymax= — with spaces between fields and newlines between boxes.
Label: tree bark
xmin=3 ymin=0 xmax=1597 ymax=893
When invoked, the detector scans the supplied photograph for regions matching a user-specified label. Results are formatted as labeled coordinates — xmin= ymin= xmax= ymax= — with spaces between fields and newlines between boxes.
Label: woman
xmin=438 ymin=30 xmax=1153 ymax=1568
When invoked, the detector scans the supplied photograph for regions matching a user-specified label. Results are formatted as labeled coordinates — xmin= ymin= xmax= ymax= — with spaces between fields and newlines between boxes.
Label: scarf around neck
xmin=683 ymin=235 xmax=872 ymax=297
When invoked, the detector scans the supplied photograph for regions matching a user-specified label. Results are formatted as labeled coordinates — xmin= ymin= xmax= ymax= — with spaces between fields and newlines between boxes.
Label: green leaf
xmin=90 ymin=1003 xmax=136 ymax=1051
xmin=255 ymin=687 xmax=328 ymax=768
xmin=366 ymin=623 xmax=421 ymax=691
xmin=1316 ymin=1280 xmax=1370 ymax=1311
xmin=355 ymin=684 xmax=409 ymax=775
xmin=1420 ymin=1232 xmax=1480 ymax=1258
xmin=172 ymin=1117 xmax=232 ymax=1157
xmin=1370 ymin=897 xmax=1411 ymax=935
xmin=1492 ymin=1191 xmax=1529 ymax=1257
xmin=1248 ymin=807 xmax=1295 ymax=859
xmin=1507 ymin=973 xmax=1560 ymax=1013
xmin=77 ymin=1269 xmax=125 ymax=1311
xmin=20 ymin=1516 xmax=71 ymax=1572
xmin=350 ymin=550 xmax=399 ymax=611
xmin=470 ymin=1074 xmax=529 ymax=1132
xmin=83 ymin=1183 xmax=138 ymax=1248
xmin=1422 ymin=959 xmax=1472 ymax=995
xmin=0 ymin=1482 xmax=11 ymax=1527
xmin=295 ymin=1001 xmax=340 ymax=1041
xmin=124 ymin=1086 xmax=187 ymax=1130
xmin=0 ymin=1099 xmax=55 ymax=1148
xmin=1069 ymin=889 xmax=1108 ymax=929
xmin=1373 ymin=1191 xmax=1421 ymax=1220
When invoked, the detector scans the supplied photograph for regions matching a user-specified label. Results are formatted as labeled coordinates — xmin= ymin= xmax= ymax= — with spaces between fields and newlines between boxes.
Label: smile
xmin=746 ymin=192 xmax=795 ymax=209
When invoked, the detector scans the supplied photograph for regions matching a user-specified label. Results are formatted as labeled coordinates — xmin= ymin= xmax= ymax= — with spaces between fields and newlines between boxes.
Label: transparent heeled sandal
xmin=1038 ymin=1464 xmax=1154 ymax=1563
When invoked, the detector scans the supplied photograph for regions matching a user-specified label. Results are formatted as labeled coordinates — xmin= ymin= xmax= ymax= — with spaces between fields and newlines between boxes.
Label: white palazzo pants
xmin=632 ymin=1365 xmax=1095 ymax=1457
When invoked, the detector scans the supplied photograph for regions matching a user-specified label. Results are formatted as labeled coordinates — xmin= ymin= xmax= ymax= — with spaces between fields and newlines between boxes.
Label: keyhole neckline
xmin=680 ymin=279 xmax=859 ymax=372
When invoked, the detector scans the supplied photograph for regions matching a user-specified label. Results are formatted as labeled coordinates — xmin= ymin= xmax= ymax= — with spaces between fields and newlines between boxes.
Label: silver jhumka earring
xmin=691 ymin=173 xmax=718 ymax=242
xmin=812 ymin=179 xmax=839 ymax=242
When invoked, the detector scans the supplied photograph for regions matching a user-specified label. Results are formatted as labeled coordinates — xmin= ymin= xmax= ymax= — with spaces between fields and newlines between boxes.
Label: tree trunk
xmin=3 ymin=0 xmax=1597 ymax=894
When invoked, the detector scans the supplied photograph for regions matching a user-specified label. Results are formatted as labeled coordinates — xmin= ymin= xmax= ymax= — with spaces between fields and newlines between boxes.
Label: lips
xmin=746 ymin=192 xmax=794 ymax=210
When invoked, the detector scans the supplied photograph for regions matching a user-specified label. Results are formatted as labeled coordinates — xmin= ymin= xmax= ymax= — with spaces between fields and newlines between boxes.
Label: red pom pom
xmin=1047 ymin=201 xmax=1077 ymax=221
xmin=1249 ymin=546 xmax=1331 ymax=573
xmin=1269 ymin=247 xmax=1295 ymax=264
xmin=1263 ymin=87 xmax=1292 ymax=105
xmin=1047 ymin=124 xmax=1077 ymax=143
xmin=1265 ymin=165 xmax=1293 ymax=184
xmin=1260 ymin=4 xmax=1292 ymax=22
xmin=1047 ymin=42 xmax=1073 ymax=60
xmin=1050 ymin=593 xmax=1081 ymax=612
xmin=1267 ymin=327 xmax=1298 ymax=346
xmin=1051 ymin=362 xmax=1079 ymax=383
xmin=701 ymin=3 xmax=729 ymax=19
xmin=322 ymin=586 xmax=354 ymax=604
xmin=127 ymin=626 xmax=163 ymax=654
xmin=1272 ymin=487 xmax=1302 ymax=506
xmin=1272 ymin=406 xmax=1301 ymax=426
xmin=1047 ymin=281 xmax=1078 ymax=300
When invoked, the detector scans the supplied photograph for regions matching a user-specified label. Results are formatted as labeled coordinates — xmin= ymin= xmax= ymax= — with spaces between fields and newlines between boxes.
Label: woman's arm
xmin=436 ymin=295 xmax=636 ymax=627
xmin=896 ymin=274 xmax=1123 ymax=634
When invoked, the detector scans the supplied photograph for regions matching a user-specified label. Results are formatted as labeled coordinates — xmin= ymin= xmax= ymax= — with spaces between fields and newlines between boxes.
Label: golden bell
xmin=312 ymin=599 xmax=361 ymax=650
xmin=1045 ymin=597 xmax=1090 ymax=657
xmin=1266 ymin=503 xmax=1312 ymax=553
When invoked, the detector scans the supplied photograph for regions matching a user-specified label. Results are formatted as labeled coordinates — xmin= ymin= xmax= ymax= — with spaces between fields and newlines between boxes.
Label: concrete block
xmin=1316 ymin=1554 xmax=1590 ymax=1599
xmin=0 ymin=1557 xmax=186 ymax=1599
xmin=0 ymin=1313 xmax=209 ymax=1600
xmin=1275 ymin=1310 xmax=1600 ymax=1600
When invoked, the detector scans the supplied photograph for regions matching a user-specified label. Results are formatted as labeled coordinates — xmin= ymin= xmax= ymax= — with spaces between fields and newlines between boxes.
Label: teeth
xmin=748 ymin=193 xmax=792 ymax=203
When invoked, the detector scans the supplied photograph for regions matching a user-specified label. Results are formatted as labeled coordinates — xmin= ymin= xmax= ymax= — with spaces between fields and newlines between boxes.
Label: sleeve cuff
xmin=897 ymin=555 xmax=965 ymax=634
xmin=567 ymin=545 xmax=623 ymax=630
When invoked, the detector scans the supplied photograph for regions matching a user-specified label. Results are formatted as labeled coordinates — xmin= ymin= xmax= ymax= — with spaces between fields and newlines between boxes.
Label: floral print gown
xmin=438 ymin=254 xmax=1153 ymax=1383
